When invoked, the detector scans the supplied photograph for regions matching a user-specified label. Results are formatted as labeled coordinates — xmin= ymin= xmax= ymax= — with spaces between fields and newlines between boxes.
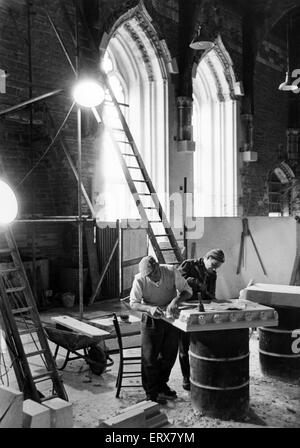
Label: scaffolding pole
xmin=75 ymin=0 xmax=84 ymax=321
xmin=0 ymin=3 xmax=100 ymax=320
xmin=15 ymin=217 xmax=95 ymax=223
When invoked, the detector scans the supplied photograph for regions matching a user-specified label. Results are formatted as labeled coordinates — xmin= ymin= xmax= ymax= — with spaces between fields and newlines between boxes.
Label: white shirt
xmin=130 ymin=264 xmax=192 ymax=309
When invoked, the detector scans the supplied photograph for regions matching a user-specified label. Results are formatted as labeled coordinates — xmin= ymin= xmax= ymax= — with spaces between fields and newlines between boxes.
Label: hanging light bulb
xmin=189 ymin=24 xmax=215 ymax=51
xmin=73 ymin=79 xmax=105 ymax=107
xmin=0 ymin=180 xmax=18 ymax=224
xmin=279 ymin=17 xmax=297 ymax=91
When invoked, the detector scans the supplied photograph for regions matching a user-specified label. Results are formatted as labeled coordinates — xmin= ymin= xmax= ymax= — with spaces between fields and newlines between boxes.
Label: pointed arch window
xmin=192 ymin=37 xmax=239 ymax=217
xmin=93 ymin=13 xmax=170 ymax=222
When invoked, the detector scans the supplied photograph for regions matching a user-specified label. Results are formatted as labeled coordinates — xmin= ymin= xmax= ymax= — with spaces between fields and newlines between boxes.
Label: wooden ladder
xmin=95 ymin=76 xmax=184 ymax=265
xmin=0 ymin=226 xmax=68 ymax=403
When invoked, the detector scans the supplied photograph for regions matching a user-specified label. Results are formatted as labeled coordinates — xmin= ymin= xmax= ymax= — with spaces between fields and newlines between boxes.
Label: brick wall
xmin=0 ymin=0 xmax=298 ymax=297
xmin=239 ymin=31 xmax=291 ymax=215
xmin=0 ymin=0 xmax=99 ymax=296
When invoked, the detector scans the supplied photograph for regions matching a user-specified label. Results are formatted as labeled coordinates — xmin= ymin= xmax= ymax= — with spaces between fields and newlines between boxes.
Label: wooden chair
xmin=110 ymin=313 xmax=142 ymax=398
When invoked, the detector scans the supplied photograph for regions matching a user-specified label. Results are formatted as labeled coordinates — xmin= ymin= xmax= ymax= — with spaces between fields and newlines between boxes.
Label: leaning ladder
xmin=96 ymin=75 xmax=184 ymax=265
xmin=0 ymin=226 xmax=68 ymax=403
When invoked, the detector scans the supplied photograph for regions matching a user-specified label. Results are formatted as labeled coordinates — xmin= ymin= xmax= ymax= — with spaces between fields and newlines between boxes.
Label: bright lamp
xmin=73 ymin=80 xmax=105 ymax=108
xmin=0 ymin=180 xmax=18 ymax=224
xmin=278 ymin=17 xmax=297 ymax=92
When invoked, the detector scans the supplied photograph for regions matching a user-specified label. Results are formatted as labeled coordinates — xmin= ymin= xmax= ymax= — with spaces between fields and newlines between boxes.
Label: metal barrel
xmin=259 ymin=307 xmax=300 ymax=381
xmin=189 ymin=328 xmax=249 ymax=419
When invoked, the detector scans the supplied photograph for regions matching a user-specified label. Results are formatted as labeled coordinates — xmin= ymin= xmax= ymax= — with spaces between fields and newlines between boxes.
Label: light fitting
xmin=0 ymin=180 xmax=18 ymax=224
xmin=278 ymin=17 xmax=297 ymax=91
xmin=278 ymin=72 xmax=298 ymax=91
xmin=189 ymin=25 xmax=215 ymax=51
xmin=73 ymin=79 xmax=105 ymax=108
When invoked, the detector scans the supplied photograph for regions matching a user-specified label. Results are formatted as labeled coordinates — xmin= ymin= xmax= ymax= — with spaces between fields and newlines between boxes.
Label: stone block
xmin=119 ymin=400 xmax=159 ymax=418
xmin=43 ymin=398 xmax=73 ymax=428
xmin=23 ymin=399 xmax=51 ymax=428
xmin=0 ymin=386 xmax=23 ymax=428
xmin=99 ymin=408 xmax=146 ymax=428
xmin=245 ymin=283 xmax=300 ymax=308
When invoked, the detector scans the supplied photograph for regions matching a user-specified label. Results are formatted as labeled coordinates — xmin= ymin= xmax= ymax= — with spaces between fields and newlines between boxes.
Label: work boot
xmin=158 ymin=385 xmax=177 ymax=400
xmin=182 ymin=377 xmax=190 ymax=391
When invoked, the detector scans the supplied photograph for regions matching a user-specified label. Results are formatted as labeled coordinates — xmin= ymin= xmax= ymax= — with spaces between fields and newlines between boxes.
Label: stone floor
xmin=0 ymin=300 xmax=300 ymax=428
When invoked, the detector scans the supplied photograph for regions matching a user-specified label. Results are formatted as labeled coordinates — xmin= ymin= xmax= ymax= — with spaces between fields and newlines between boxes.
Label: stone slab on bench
xmin=164 ymin=299 xmax=278 ymax=332
xmin=244 ymin=283 xmax=300 ymax=308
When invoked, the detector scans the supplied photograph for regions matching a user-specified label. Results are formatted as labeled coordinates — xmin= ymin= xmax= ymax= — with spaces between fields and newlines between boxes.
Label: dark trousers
xmin=178 ymin=331 xmax=190 ymax=380
xmin=141 ymin=313 xmax=179 ymax=397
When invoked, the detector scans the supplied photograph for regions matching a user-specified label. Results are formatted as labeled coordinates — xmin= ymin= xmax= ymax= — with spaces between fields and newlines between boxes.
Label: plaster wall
xmin=187 ymin=217 xmax=298 ymax=300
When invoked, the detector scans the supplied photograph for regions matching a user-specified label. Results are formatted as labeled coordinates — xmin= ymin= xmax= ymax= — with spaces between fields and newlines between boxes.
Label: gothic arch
xmin=192 ymin=36 xmax=240 ymax=217
xmin=94 ymin=2 xmax=174 ymax=220
xmin=99 ymin=1 xmax=175 ymax=81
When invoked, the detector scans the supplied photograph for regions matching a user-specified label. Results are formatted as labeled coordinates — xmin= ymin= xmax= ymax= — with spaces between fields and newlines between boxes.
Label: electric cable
xmin=16 ymin=101 xmax=75 ymax=188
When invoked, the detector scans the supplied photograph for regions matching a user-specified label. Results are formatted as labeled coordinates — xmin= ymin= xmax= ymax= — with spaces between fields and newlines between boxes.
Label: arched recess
xmin=267 ymin=161 xmax=295 ymax=216
xmin=93 ymin=2 xmax=174 ymax=221
xmin=192 ymin=35 xmax=240 ymax=217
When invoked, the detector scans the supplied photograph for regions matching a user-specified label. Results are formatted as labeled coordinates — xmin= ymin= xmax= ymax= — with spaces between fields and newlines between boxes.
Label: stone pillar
xmin=287 ymin=128 xmax=300 ymax=165
xmin=176 ymin=96 xmax=195 ymax=152
xmin=240 ymin=114 xmax=257 ymax=162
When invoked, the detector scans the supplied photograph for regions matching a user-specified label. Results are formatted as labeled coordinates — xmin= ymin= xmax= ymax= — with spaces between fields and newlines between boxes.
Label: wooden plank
xmin=84 ymin=224 xmax=101 ymax=299
xmin=88 ymin=315 xmax=141 ymax=337
xmin=51 ymin=315 xmax=110 ymax=337
xmin=245 ymin=283 xmax=300 ymax=308
xmin=90 ymin=314 xmax=140 ymax=328
xmin=121 ymin=256 xmax=144 ymax=268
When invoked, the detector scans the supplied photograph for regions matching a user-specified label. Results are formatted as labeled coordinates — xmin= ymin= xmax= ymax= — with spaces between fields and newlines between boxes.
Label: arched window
xmin=93 ymin=6 xmax=171 ymax=221
xmin=192 ymin=36 xmax=239 ymax=217
xmin=94 ymin=51 xmax=136 ymax=221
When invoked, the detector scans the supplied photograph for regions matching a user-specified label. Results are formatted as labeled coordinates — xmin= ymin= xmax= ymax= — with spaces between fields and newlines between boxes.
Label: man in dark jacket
xmin=177 ymin=248 xmax=225 ymax=390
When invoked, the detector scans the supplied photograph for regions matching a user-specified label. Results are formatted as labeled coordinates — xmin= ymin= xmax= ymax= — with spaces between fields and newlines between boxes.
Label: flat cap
xmin=139 ymin=255 xmax=158 ymax=278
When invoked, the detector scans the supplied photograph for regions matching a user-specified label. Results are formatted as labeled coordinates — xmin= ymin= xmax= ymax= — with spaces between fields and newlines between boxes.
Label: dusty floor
xmin=56 ymin=332 xmax=300 ymax=428
xmin=1 ymin=302 xmax=299 ymax=428
xmin=4 ymin=330 xmax=296 ymax=429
